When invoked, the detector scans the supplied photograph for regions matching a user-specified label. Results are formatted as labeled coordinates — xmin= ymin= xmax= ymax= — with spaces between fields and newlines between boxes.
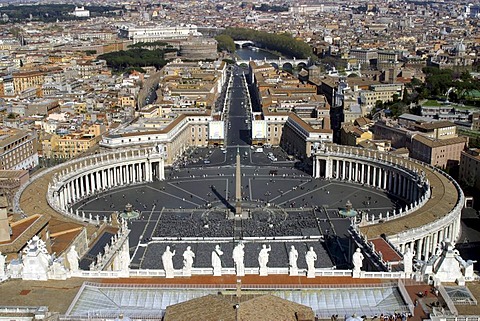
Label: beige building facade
xmin=0 ymin=129 xmax=38 ymax=170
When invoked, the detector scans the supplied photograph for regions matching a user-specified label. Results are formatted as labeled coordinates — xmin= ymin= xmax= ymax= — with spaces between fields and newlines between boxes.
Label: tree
xmin=220 ymin=27 xmax=314 ymax=60
xmin=215 ymin=34 xmax=235 ymax=53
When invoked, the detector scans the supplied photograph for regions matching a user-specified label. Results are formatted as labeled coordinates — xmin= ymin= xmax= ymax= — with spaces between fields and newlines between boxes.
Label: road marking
xmin=132 ymin=204 xmax=156 ymax=265
xmin=146 ymin=185 xmax=201 ymax=206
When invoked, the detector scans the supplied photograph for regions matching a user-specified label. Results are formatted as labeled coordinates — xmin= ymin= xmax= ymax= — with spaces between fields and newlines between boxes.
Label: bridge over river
xmin=235 ymin=57 xmax=312 ymax=69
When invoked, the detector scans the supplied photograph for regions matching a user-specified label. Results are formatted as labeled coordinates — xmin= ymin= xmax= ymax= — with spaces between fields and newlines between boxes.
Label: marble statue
xmin=258 ymin=244 xmax=271 ymax=276
xmin=49 ymin=259 xmax=68 ymax=280
xmin=403 ymin=246 xmax=414 ymax=274
xmin=305 ymin=247 xmax=317 ymax=278
xmin=0 ymin=252 xmax=5 ymax=277
xmin=212 ymin=245 xmax=223 ymax=276
xmin=289 ymin=245 xmax=298 ymax=276
xmin=162 ymin=246 xmax=175 ymax=278
xmin=182 ymin=246 xmax=195 ymax=276
xmin=258 ymin=244 xmax=271 ymax=268
xmin=232 ymin=242 xmax=245 ymax=276
xmin=352 ymin=248 xmax=364 ymax=272
xmin=67 ymin=246 xmax=79 ymax=272
xmin=289 ymin=245 xmax=298 ymax=269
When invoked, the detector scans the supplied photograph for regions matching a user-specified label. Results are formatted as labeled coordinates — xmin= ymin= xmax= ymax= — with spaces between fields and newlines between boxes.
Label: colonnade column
xmin=424 ymin=235 xmax=430 ymax=259
xmin=317 ymin=158 xmax=321 ymax=178
xmin=313 ymin=158 xmax=319 ymax=178
xmin=96 ymin=171 xmax=101 ymax=191
xmin=135 ymin=163 xmax=140 ymax=182
xmin=146 ymin=161 xmax=152 ymax=181
xmin=102 ymin=170 xmax=107 ymax=189
xmin=335 ymin=160 xmax=340 ymax=179
xmin=360 ymin=164 xmax=365 ymax=184
xmin=325 ymin=158 xmax=332 ymax=179
xmin=416 ymin=238 xmax=423 ymax=260
xmin=393 ymin=174 xmax=397 ymax=195
xmin=160 ymin=158 xmax=165 ymax=180
xmin=388 ymin=171 xmax=393 ymax=192
xmin=367 ymin=165 xmax=371 ymax=185
xmin=58 ymin=190 xmax=64 ymax=209
xmin=342 ymin=161 xmax=346 ymax=180
xmin=432 ymin=232 xmax=438 ymax=254
xmin=85 ymin=174 xmax=90 ymax=195
xmin=378 ymin=168 xmax=382 ymax=189
xmin=118 ymin=166 xmax=123 ymax=185
xmin=74 ymin=179 xmax=80 ymax=201
xmin=383 ymin=170 xmax=388 ymax=190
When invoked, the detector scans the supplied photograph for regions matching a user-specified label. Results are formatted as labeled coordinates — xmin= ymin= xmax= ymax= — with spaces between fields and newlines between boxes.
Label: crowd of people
xmin=153 ymin=211 xmax=234 ymax=238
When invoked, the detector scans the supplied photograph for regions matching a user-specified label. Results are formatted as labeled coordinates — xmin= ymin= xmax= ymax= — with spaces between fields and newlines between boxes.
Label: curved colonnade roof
xmin=360 ymin=159 xmax=460 ymax=239
xmin=19 ymin=168 xmax=91 ymax=254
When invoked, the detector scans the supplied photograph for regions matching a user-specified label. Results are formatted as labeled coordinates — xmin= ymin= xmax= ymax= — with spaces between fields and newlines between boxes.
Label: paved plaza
xmin=74 ymin=155 xmax=405 ymax=270
xmin=73 ymin=67 xmax=406 ymax=271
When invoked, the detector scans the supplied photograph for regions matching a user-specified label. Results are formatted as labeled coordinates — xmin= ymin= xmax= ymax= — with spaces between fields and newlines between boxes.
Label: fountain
xmin=120 ymin=203 xmax=140 ymax=220
xmin=339 ymin=200 xmax=358 ymax=217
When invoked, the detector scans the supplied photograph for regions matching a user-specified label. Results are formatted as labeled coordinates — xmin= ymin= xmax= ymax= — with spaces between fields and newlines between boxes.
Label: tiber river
xmin=235 ymin=47 xmax=280 ymax=61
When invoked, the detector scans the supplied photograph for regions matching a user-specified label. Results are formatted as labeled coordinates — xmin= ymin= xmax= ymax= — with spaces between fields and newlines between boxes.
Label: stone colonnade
xmin=48 ymin=149 xmax=165 ymax=214
xmin=314 ymin=156 xmax=422 ymax=204
xmin=312 ymin=144 xmax=464 ymax=262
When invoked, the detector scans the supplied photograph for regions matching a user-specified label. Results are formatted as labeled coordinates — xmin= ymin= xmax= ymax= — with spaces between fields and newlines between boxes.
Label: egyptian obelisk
xmin=235 ymin=148 xmax=242 ymax=215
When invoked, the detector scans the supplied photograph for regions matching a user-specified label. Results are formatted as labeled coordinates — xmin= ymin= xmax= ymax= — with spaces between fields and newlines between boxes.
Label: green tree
xmin=215 ymin=34 xmax=235 ymax=53
xmin=402 ymin=88 xmax=410 ymax=104
xmin=221 ymin=27 xmax=314 ymax=60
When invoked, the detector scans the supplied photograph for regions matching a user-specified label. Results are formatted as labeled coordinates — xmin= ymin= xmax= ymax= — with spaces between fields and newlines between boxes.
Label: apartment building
xmin=0 ymin=128 xmax=38 ymax=170
xmin=359 ymin=84 xmax=404 ymax=108
xmin=398 ymin=115 xmax=457 ymax=140
xmin=0 ymin=75 xmax=15 ymax=97
xmin=12 ymin=70 xmax=45 ymax=95
xmin=348 ymin=49 xmax=378 ymax=66
xmin=459 ymin=148 xmax=480 ymax=189
xmin=73 ymin=60 xmax=106 ymax=79
xmin=340 ymin=123 xmax=373 ymax=146
xmin=281 ymin=113 xmax=333 ymax=160
xmin=42 ymin=124 xmax=105 ymax=159
xmin=118 ymin=24 xmax=201 ymax=44
xmin=100 ymin=114 xmax=212 ymax=164
xmin=409 ymin=134 xmax=466 ymax=168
